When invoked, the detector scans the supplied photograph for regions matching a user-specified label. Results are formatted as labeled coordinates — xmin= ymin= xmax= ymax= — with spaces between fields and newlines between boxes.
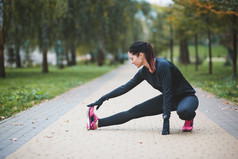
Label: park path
xmin=1 ymin=62 xmax=238 ymax=159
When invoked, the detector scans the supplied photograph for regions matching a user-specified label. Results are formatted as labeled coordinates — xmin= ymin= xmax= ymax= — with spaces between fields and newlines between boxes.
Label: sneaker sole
xmin=87 ymin=119 xmax=90 ymax=130
xmin=182 ymin=129 xmax=193 ymax=132
xmin=86 ymin=107 xmax=92 ymax=130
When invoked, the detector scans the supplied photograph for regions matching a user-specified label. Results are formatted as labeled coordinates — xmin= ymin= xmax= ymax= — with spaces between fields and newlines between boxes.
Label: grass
xmin=0 ymin=64 xmax=114 ymax=120
xmin=162 ymin=45 xmax=227 ymax=60
xmin=178 ymin=61 xmax=238 ymax=105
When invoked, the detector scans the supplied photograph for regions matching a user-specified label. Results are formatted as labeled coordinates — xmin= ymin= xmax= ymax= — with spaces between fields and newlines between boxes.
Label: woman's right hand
xmin=162 ymin=119 xmax=170 ymax=135
xmin=87 ymin=97 xmax=105 ymax=110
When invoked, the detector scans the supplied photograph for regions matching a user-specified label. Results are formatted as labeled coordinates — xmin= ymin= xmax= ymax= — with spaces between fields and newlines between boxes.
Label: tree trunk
xmin=170 ymin=25 xmax=173 ymax=63
xmin=65 ymin=44 xmax=70 ymax=66
xmin=42 ymin=23 xmax=48 ymax=73
xmin=98 ymin=48 xmax=103 ymax=66
xmin=195 ymin=34 xmax=199 ymax=71
xmin=70 ymin=44 xmax=76 ymax=65
xmin=179 ymin=38 xmax=190 ymax=64
xmin=208 ymin=28 xmax=212 ymax=75
xmin=0 ymin=0 xmax=5 ymax=78
xmin=90 ymin=52 xmax=95 ymax=63
xmin=0 ymin=28 xmax=4 ymax=78
xmin=15 ymin=44 xmax=21 ymax=68
xmin=232 ymin=16 xmax=237 ymax=79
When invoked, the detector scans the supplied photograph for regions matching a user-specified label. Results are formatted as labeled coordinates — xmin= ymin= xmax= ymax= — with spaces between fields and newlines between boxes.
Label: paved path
xmin=1 ymin=62 xmax=238 ymax=159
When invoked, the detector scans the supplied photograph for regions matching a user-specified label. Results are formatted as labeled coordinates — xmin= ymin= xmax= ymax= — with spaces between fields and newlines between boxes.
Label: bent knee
xmin=177 ymin=108 xmax=196 ymax=120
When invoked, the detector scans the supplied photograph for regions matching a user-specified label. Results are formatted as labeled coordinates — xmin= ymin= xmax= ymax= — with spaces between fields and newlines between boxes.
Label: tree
xmin=83 ymin=0 xmax=148 ymax=66
xmin=3 ymin=0 xmax=36 ymax=68
xmin=1 ymin=0 xmax=151 ymax=72
xmin=189 ymin=0 xmax=238 ymax=77
xmin=171 ymin=1 xmax=192 ymax=64
xmin=0 ymin=0 xmax=5 ymax=78
xmin=146 ymin=5 xmax=170 ymax=58
xmin=34 ymin=0 xmax=58 ymax=73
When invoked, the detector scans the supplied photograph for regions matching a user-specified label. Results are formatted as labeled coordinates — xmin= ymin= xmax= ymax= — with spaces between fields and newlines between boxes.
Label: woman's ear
xmin=139 ymin=52 xmax=144 ymax=58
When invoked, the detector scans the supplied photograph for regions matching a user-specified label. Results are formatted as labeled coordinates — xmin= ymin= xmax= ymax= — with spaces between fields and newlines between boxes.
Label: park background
xmin=0 ymin=0 xmax=237 ymax=121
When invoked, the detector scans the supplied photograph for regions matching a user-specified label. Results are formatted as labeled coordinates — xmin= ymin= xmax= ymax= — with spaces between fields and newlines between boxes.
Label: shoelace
xmin=185 ymin=120 xmax=192 ymax=127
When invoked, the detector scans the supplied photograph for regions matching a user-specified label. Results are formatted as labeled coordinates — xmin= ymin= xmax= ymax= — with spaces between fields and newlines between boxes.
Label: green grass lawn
xmin=178 ymin=61 xmax=238 ymax=105
xmin=0 ymin=64 xmax=114 ymax=120
xmin=162 ymin=45 xmax=227 ymax=60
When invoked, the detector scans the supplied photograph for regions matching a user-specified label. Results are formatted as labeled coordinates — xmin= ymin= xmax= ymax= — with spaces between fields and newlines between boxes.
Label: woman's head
xmin=128 ymin=41 xmax=155 ymax=72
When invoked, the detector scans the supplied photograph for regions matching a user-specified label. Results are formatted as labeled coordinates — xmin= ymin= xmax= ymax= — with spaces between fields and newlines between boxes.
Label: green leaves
xmin=0 ymin=88 xmax=49 ymax=118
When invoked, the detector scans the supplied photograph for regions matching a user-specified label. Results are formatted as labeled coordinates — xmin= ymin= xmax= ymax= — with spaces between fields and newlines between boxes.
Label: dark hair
xmin=128 ymin=41 xmax=155 ymax=73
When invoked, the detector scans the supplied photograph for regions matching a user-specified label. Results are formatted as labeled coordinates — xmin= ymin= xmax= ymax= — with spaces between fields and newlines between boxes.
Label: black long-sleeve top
xmin=103 ymin=58 xmax=196 ymax=118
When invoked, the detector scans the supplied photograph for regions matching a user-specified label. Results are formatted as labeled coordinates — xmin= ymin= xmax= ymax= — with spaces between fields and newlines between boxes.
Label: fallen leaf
xmin=44 ymin=136 xmax=53 ymax=138
xmin=11 ymin=138 xmax=18 ymax=141
xmin=222 ymin=107 xmax=228 ymax=110
xmin=12 ymin=122 xmax=24 ymax=126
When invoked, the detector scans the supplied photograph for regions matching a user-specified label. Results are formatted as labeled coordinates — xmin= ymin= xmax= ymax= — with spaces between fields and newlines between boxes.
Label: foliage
xmin=1 ymin=0 xmax=151 ymax=70
xmin=147 ymin=5 xmax=170 ymax=55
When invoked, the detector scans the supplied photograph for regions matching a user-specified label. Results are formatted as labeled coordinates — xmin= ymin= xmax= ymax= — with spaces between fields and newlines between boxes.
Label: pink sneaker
xmin=182 ymin=119 xmax=194 ymax=132
xmin=87 ymin=107 xmax=99 ymax=130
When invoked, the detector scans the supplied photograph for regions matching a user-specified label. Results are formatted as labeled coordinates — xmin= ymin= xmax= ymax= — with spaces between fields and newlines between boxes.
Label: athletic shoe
xmin=87 ymin=107 xmax=99 ymax=130
xmin=182 ymin=119 xmax=194 ymax=132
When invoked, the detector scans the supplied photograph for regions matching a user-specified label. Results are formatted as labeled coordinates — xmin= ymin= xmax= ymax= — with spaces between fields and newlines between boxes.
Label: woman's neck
xmin=144 ymin=58 xmax=155 ymax=73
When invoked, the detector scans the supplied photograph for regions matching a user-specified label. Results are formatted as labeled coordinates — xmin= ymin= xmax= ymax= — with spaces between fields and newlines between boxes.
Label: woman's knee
xmin=177 ymin=108 xmax=196 ymax=120
xmin=176 ymin=95 xmax=199 ymax=120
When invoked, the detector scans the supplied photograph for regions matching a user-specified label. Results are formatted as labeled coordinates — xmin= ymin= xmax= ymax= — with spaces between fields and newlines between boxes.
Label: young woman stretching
xmin=87 ymin=41 xmax=199 ymax=135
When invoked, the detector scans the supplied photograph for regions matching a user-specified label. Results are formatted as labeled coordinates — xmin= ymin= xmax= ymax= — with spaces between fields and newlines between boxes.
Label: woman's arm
xmin=88 ymin=68 xmax=144 ymax=110
xmin=159 ymin=63 xmax=173 ymax=135
xmin=104 ymin=70 xmax=144 ymax=99
xmin=160 ymin=63 xmax=173 ymax=119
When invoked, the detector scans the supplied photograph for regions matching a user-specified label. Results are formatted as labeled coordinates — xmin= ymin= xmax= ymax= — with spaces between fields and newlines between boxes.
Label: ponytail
xmin=145 ymin=42 xmax=155 ymax=73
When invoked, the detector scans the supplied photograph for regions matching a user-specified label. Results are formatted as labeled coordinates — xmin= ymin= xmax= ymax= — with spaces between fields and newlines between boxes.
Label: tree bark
xmin=42 ymin=23 xmax=48 ymax=73
xmin=208 ymin=28 xmax=212 ymax=75
xmin=0 ymin=28 xmax=5 ymax=78
xmin=170 ymin=25 xmax=173 ymax=63
xmin=179 ymin=38 xmax=190 ymax=64
xmin=65 ymin=44 xmax=70 ymax=66
xmin=15 ymin=44 xmax=21 ymax=68
xmin=70 ymin=44 xmax=76 ymax=65
xmin=98 ymin=48 xmax=103 ymax=66
xmin=232 ymin=16 xmax=237 ymax=79
xmin=0 ymin=0 xmax=5 ymax=78
xmin=195 ymin=34 xmax=199 ymax=71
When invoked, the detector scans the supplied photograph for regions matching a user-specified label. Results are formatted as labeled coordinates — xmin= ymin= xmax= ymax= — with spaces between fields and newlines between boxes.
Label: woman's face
xmin=128 ymin=52 xmax=144 ymax=68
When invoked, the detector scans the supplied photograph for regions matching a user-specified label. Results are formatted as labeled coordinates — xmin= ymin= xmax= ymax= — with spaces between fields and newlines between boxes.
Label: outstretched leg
xmin=98 ymin=95 xmax=164 ymax=127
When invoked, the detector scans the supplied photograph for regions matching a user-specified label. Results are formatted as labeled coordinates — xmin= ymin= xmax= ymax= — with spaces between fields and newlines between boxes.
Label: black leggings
xmin=98 ymin=94 xmax=199 ymax=127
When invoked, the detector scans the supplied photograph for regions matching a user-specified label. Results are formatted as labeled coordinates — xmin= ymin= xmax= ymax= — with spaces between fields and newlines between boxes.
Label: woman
xmin=87 ymin=41 xmax=199 ymax=135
